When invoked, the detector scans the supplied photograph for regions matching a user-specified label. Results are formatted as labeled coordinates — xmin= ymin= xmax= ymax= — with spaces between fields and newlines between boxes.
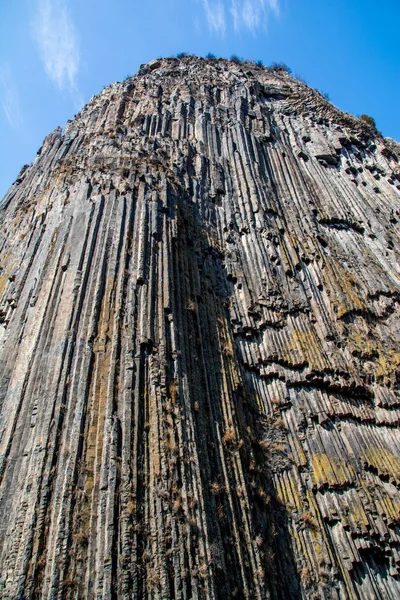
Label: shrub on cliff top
xmin=360 ymin=114 xmax=377 ymax=129
xmin=269 ymin=62 xmax=292 ymax=74
xmin=316 ymin=89 xmax=330 ymax=101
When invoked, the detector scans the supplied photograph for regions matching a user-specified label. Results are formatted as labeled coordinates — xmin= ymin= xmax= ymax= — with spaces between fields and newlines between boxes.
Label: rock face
xmin=1 ymin=56 xmax=400 ymax=600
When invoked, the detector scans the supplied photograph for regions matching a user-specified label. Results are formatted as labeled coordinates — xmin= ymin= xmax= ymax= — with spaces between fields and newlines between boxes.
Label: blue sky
xmin=1 ymin=0 xmax=399 ymax=200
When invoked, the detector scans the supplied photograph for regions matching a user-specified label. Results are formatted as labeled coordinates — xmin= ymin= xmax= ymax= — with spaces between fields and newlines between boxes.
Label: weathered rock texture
xmin=1 ymin=56 xmax=400 ymax=599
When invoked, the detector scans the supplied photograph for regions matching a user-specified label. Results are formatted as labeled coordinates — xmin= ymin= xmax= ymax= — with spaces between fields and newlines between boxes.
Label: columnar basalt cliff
xmin=1 ymin=56 xmax=400 ymax=599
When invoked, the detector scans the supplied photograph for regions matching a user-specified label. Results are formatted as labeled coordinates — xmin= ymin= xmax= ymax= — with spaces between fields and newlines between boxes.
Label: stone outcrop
xmin=1 ymin=56 xmax=400 ymax=599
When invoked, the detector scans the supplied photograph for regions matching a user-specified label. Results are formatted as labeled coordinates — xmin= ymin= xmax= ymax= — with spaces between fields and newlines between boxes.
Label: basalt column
xmin=1 ymin=56 xmax=400 ymax=600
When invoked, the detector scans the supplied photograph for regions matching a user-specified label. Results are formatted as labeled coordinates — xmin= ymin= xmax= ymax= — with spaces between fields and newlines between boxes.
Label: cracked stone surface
xmin=1 ymin=56 xmax=400 ymax=599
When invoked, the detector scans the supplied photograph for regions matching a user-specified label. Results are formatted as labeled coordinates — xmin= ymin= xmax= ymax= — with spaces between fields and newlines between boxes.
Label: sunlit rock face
xmin=1 ymin=56 xmax=400 ymax=600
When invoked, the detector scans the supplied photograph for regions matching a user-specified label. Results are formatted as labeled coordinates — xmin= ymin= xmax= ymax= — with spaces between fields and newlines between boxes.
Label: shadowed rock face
xmin=0 ymin=56 xmax=400 ymax=600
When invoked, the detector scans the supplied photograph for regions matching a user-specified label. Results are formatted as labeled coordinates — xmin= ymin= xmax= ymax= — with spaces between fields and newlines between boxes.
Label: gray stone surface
xmin=0 ymin=56 xmax=400 ymax=599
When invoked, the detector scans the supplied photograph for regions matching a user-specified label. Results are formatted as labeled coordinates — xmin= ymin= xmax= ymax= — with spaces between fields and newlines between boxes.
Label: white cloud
xmin=235 ymin=0 xmax=280 ymax=32
xmin=231 ymin=0 xmax=240 ymax=30
xmin=269 ymin=0 xmax=280 ymax=16
xmin=0 ymin=65 xmax=23 ymax=129
xmin=33 ymin=0 xmax=80 ymax=96
xmin=204 ymin=0 xmax=279 ymax=34
xmin=242 ymin=0 xmax=260 ymax=31
xmin=202 ymin=0 xmax=226 ymax=35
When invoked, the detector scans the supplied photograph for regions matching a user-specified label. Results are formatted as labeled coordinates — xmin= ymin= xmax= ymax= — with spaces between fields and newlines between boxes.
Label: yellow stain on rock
xmin=311 ymin=453 xmax=356 ymax=489
xmin=322 ymin=257 xmax=365 ymax=318
xmin=362 ymin=447 xmax=400 ymax=482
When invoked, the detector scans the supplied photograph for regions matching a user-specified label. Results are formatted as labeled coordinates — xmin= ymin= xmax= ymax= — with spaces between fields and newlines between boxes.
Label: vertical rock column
xmin=0 ymin=56 xmax=400 ymax=599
